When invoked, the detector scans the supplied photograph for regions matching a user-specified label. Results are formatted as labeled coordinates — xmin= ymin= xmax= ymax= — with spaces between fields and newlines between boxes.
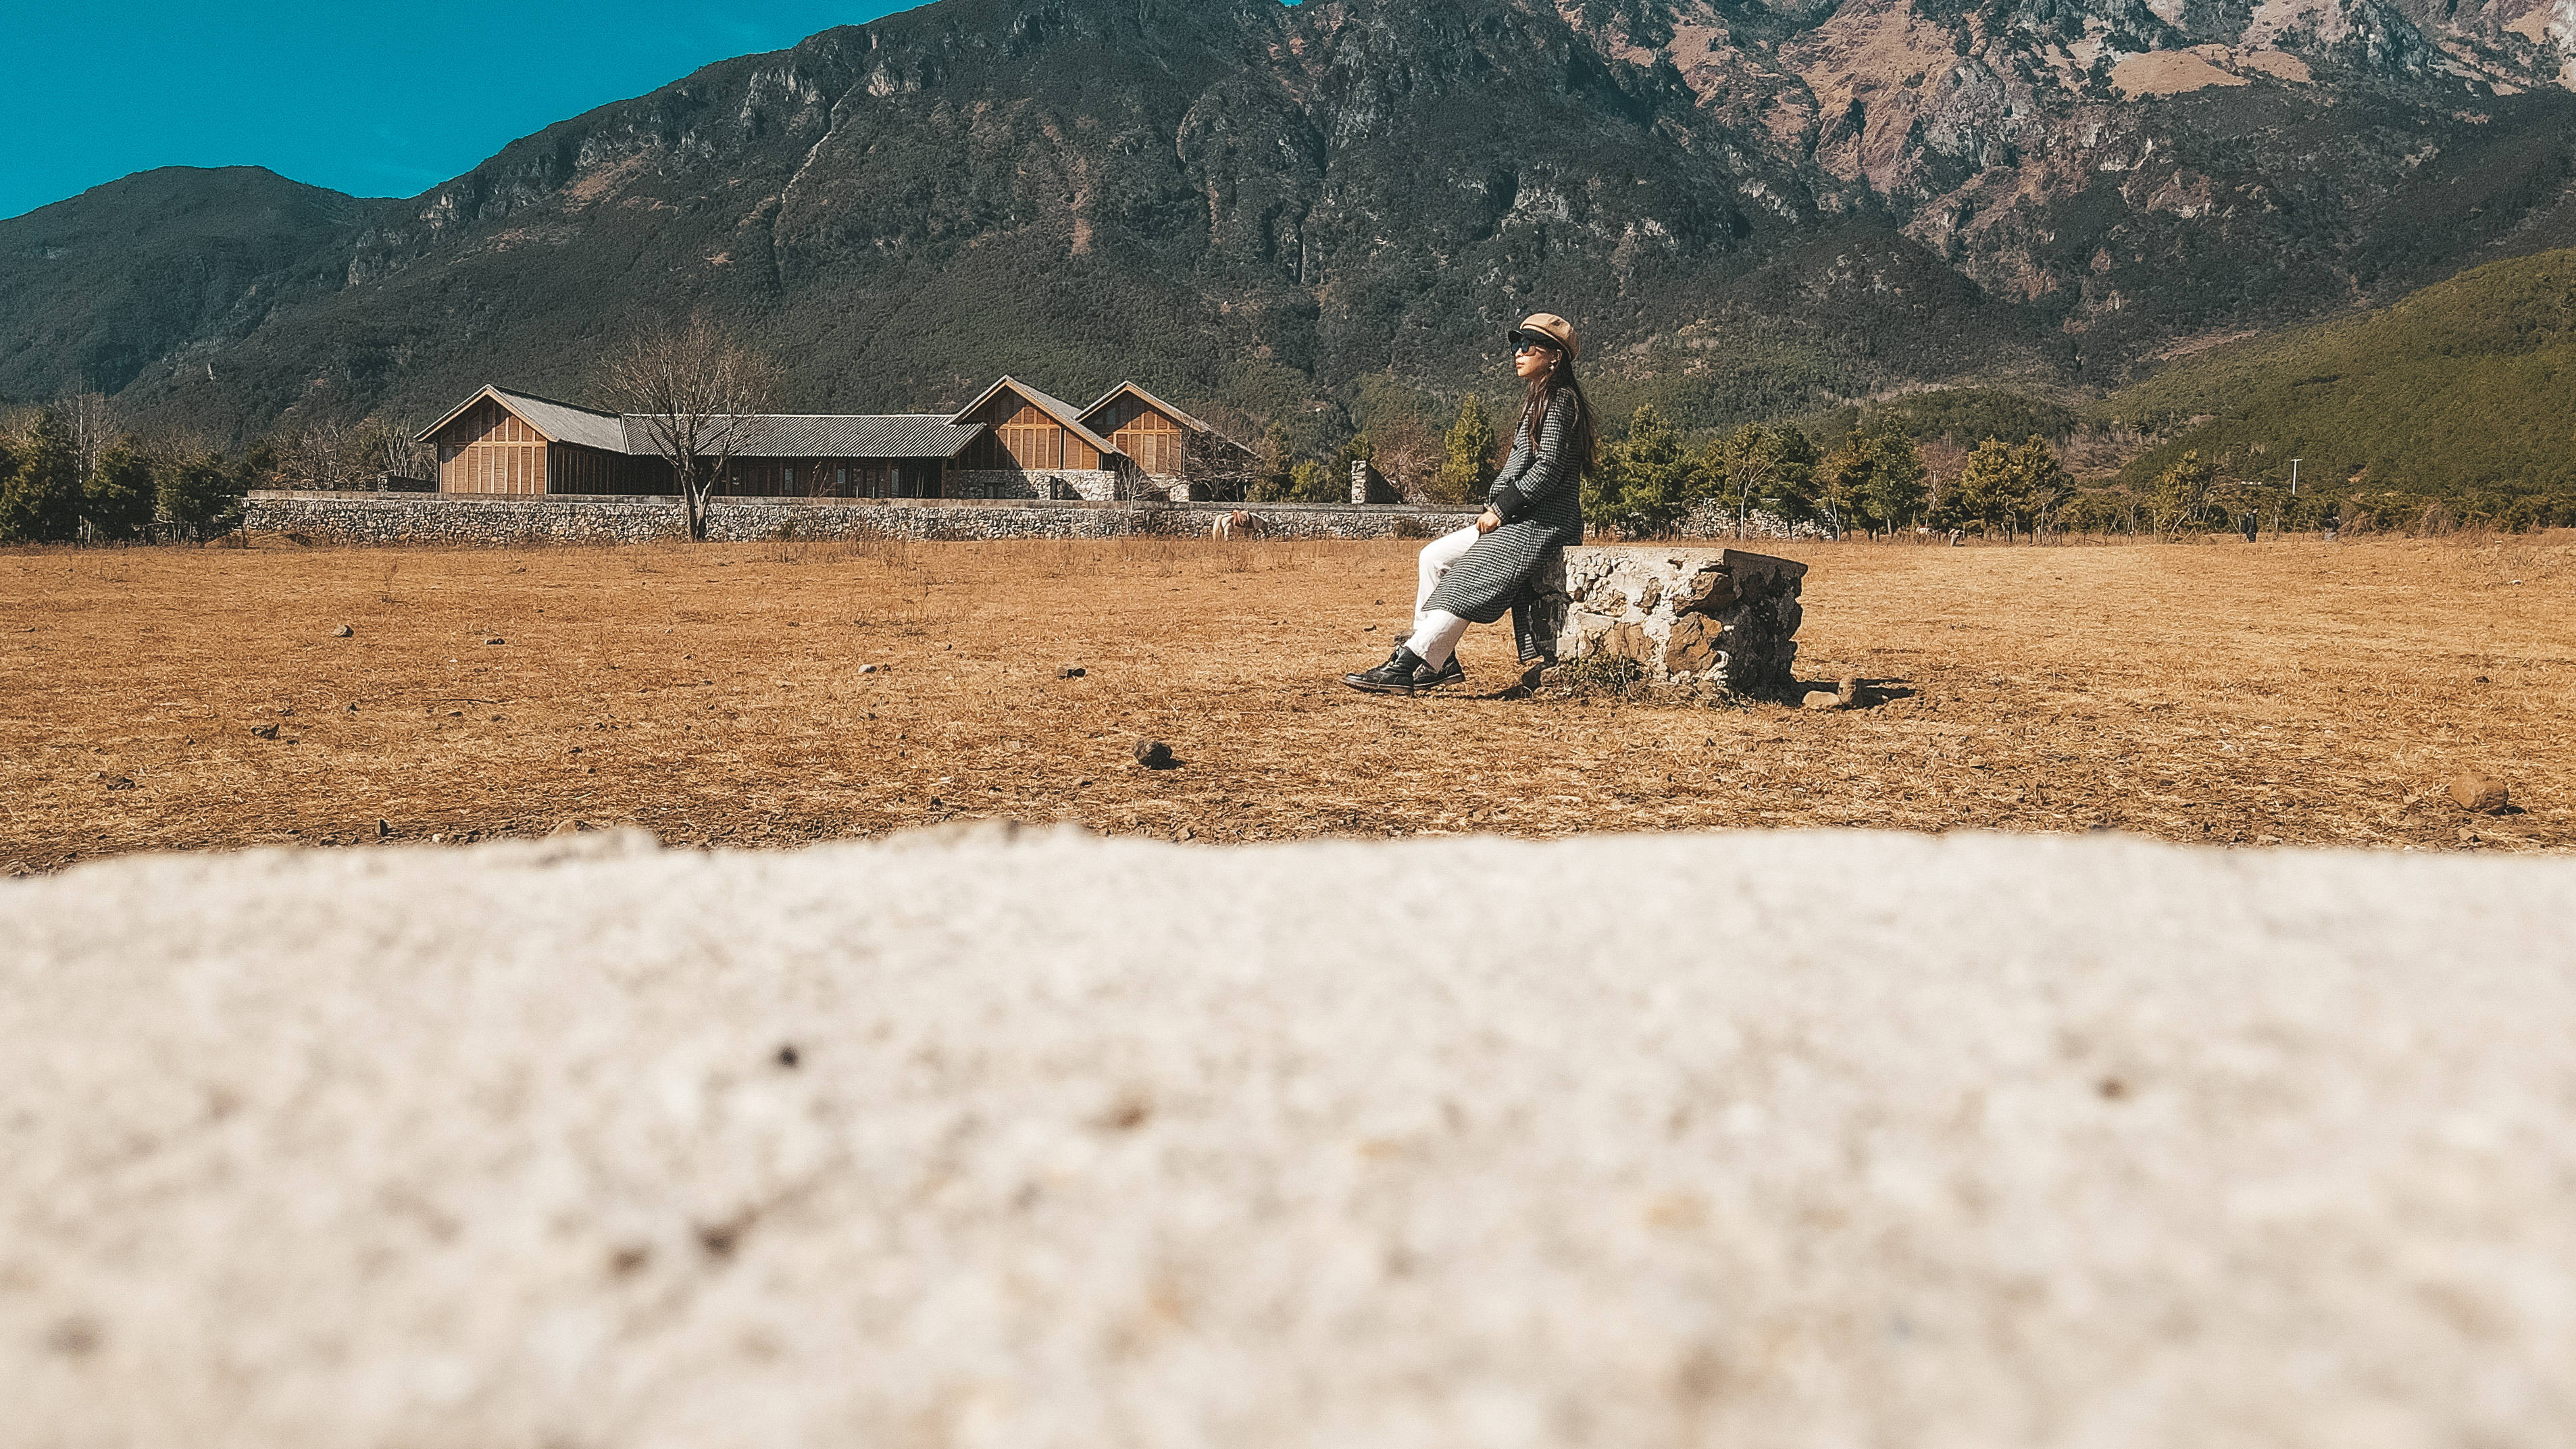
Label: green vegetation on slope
xmin=1807 ymin=386 xmax=2081 ymax=451
xmin=0 ymin=168 xmax=374 ymax=402
xmin=2090 ymin=247 xmax=2576 ymax=526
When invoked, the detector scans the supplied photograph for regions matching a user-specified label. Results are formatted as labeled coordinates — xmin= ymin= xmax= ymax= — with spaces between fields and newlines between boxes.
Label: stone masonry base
xmin=1528 ymin=546 xmax=1808 ymax=698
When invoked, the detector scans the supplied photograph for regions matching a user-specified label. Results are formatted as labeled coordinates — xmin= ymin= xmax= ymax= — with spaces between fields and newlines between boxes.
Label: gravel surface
xmin=5 ymin=826 xmax=2573 ymax=1447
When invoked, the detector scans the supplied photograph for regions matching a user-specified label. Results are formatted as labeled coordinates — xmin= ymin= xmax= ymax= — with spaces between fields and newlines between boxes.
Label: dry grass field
xmin=2 ymin=531 xmax=2569 ymax=871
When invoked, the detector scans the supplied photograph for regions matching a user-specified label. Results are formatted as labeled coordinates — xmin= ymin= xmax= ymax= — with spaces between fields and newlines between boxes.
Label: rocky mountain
xmin=7 ymin=0 xmax=2576 ymax=448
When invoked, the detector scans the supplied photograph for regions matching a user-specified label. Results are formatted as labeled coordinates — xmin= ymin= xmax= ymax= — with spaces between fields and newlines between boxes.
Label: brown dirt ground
xmin=3 ymin=532 xmax=2569 ymax=871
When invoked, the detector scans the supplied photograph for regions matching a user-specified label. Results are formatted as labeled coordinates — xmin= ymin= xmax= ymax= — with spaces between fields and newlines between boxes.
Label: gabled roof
xmin=414 ymin=384 xmax=628 ymax=453
xmin=1080 ymin=380 xmax=1255 ymax=456
xmin=422 ymin=384 xmax=985 ymax=459
xmin=1079 ymin=380 xmax=1217 ymax=436
xmin=948 ymin=376 xmax=1122 ymax=458
xmin=621 ymin=413 xmax=982 ymax=459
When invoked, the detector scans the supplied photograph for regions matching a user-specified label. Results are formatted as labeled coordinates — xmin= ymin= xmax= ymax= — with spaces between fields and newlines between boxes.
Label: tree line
xmin=1584 ymin=408 xmax=2094 ymax=540
xmin=1254 ymin=384 xmax=2421 ymax=542
xmin=0 ymin=395 xmax=251 ymax=544
xmin=0 ymin=392 xmax=437 ymax=546
xmin=1258 ymin=387 xmax=2091 ymax=540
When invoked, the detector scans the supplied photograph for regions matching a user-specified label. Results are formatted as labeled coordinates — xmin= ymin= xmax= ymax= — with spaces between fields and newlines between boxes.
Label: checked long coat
xmin=1423 ymin=390 xmax=1586 ymax=624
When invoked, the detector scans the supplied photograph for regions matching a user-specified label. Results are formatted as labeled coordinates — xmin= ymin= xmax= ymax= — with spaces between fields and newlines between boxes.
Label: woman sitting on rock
xmin=1344 ymin=312 xmax=1596 ymax=695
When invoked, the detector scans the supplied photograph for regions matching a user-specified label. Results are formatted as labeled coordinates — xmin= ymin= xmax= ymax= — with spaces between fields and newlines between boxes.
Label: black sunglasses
xmin=1508 ymin=332 xmax=1559 ymax=354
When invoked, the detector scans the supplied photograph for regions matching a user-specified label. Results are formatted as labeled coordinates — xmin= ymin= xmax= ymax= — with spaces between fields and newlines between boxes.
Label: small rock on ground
xmin=2450 ymin=773 xmax=2510 ymax=812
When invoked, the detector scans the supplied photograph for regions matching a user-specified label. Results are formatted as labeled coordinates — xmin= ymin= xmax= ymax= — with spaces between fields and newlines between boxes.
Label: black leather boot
xmin=1415 ymin=656 xmax=1465 ymax=690
xmin=1344 ymin=646 xmax=1430 ymax=694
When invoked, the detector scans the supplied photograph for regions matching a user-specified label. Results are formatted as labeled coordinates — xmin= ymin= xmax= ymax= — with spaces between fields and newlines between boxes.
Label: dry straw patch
xmin=1 ymin=532 xmax=2568 ymax=869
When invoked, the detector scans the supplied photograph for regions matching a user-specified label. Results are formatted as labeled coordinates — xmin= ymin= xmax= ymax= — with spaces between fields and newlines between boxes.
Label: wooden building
xmin=1078 ymin=381 xmax=1257 ymax=492
xmin=417 ymin=386 xmax=982 ymax=499
xmin=946 ymin=376 xmax=1257 ymax=499
xmin=417 ymin=379 xmax=1250 ymax=502
xmin=425 ymin=390 xmax=634 ymax=497
xmin=949 ymin=377 xmax=1121 ymax=476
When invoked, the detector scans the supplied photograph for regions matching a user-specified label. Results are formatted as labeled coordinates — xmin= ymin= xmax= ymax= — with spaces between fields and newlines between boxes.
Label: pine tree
xmin=2150 ymin=449 xmax=2217 ymax=537
xmin=155 ymin=451 xmax=245 ymax=535
xmin=1944 ymin=437 xmax=2013 ymax=536
xmin=1249 ymin=421 xmax=1298 ymax=503
xmin=1438 ymin=393 xmax=1496 ymax=502
xmin=86 ymin=442 xmax=158 ymax=540
xmin=1818 ymin=430 xmax=1923 ymax=538
xmin=1703 ymin=423 xmax=1818 ymax=535
xmin=2000 ymin=435 xmax=2069 ymax=540
xmin=1857 ymin=432 xmax=1927 ymax=536
xmin=0 ymin=413 xmax=82 ymax=544
xmin=1588 ymin=405 xmax=1702 ymax=536
xmin=1948 ymin=434 xmax=2071 ymax=540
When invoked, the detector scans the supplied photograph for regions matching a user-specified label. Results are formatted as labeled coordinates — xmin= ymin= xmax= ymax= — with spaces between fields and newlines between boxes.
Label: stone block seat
xmin=1528 ymin=546 xmax=1808 ymax=697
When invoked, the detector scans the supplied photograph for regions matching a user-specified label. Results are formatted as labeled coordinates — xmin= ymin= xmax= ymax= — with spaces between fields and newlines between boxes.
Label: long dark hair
xmin=1521 ymin=350 xmax=1596 ymax=476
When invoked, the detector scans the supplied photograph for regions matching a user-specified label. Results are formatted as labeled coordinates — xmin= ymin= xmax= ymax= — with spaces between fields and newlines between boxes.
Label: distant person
xmin=1343 ymin=313 xmax=1596 ymax=694
xmin=2242 ymin=511 xmax=2258 ymax=543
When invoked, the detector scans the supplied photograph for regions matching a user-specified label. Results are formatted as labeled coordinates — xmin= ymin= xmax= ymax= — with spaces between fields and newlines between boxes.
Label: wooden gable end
xmin=1091 ymin=393 xmax=1186 ymax=477
xmin=959 ymin=388 xmax=1099 ymax=473
xmin=435 ymin=395 xmax=550 ymax=495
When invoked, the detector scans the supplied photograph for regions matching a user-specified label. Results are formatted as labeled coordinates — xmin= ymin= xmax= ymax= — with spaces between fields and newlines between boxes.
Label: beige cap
xmin=1511 ymin=312 xmax=1580 ymax=361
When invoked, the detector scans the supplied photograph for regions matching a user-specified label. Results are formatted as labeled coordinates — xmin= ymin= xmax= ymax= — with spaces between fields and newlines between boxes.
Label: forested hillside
xmin=0 ymin=168 xmax=367 ymax=405
xmin=2090 ymin=247 xmax=2576 ymax=526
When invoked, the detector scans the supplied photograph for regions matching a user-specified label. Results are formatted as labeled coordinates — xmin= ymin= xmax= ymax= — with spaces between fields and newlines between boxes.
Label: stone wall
xmin=1529 ymin=546 xmax=1808 ymax=697
xmin=951 ymin=469 xmax=1133 ymax=503
xmin=1675 ymin=503 xmax=1831 ymax=541
xmin=241 ymin=492 xmax=1482 ymax=546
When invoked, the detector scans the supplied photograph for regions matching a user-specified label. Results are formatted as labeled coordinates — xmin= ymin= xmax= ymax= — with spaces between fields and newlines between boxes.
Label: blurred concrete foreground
xmin=3 ymin=826 xmax=2572 ymax=1448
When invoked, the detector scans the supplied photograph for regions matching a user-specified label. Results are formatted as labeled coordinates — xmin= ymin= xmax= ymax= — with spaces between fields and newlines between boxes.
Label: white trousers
xmin=1403 ymin=525 xmax=1480 ymax=669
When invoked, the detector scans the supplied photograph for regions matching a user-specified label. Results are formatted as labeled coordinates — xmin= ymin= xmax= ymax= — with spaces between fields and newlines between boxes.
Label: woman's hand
xmin=1476 ymin=509 xmax=1501 ymax=534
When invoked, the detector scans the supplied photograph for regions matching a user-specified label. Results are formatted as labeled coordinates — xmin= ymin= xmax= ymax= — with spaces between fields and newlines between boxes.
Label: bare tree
xmin=361 ymin=417 xmax=433 ymax=485
xmin=1370 ymin=411 xmax=1442 ymax=503
xmin=49 ymin=388 xmax=111 ymax=491
xmin=605 ymin=315 xmax=781 ymax=540
xmin=1178 ymin=403 xmax=1266 ymax=503
xmin=278 ymin=416 xmax=372 ymax=490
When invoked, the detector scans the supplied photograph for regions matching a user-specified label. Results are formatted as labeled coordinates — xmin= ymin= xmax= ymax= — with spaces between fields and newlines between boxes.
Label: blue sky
xmin=0 ymin=1 xmax=922 ymax=220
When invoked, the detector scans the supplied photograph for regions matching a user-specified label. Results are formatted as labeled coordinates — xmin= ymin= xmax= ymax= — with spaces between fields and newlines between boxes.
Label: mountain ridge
xmin=9 ymin=0 xmax=2576 ymax=449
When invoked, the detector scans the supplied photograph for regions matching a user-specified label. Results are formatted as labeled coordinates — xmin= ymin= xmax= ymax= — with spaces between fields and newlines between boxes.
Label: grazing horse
xmin=1212 ymin=510 xmax=1271 ymax=540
